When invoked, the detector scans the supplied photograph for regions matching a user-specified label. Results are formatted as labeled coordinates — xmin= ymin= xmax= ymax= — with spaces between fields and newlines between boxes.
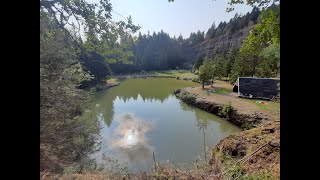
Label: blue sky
xmin=95 ymin=0 xmax=253 ymax=38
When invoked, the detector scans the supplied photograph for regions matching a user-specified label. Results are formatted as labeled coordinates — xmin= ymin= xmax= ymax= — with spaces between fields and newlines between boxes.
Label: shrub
xmin=218 ymin=103 xmax=234 ymax=120
xmin=179 ymin=92 xmax=197 ymax=104
xmin=241 ymin=121 xmax=255 ymax=130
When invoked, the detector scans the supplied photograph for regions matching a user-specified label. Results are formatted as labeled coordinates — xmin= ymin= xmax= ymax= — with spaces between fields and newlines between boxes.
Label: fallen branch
xmin=236 ymin=143 xmax=268 ymax=164
xmin=41 ymin=169 xmax=51 ymax=180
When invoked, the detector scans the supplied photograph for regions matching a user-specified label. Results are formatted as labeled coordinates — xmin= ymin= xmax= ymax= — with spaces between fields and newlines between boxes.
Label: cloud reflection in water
xmin=106 ymin=113 xmax=155 ymax=166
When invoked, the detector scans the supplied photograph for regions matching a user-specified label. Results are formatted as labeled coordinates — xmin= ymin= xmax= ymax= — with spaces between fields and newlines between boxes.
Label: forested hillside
xmin=109 ymin=6 xmax=265 ymax=77
xmin=62 ymin=4 xmax=279 ymax=87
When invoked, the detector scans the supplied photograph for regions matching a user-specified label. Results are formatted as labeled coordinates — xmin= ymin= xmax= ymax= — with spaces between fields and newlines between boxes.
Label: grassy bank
xmin=172 ymin=80 xmax=280 ymax=179
xmin=155 ymin=70 xmax=197 ymax=79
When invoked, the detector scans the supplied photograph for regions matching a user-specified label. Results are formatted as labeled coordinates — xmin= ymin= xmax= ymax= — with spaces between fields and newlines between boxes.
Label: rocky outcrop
xmin=182 ymin=26 xmax=254 ymax=63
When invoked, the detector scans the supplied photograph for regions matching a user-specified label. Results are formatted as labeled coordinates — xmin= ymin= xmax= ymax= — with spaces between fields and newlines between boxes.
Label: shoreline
xmin=173 ymin=86 xmax=280 ymax=179
xmin=174 ymin=88 xmax=274 ymax=129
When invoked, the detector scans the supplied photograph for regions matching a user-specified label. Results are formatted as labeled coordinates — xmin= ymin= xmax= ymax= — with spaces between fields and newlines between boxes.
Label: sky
xmin=91 ymin=0 xmax=253 ymax=39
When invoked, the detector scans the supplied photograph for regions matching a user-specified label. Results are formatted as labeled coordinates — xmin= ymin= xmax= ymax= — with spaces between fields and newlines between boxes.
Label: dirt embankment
xmin=42 ymin=122 xmax=280 ymax=180
xmin=174 ymin=86 xmax=280 ymax=179
xmin=209 ymin=121 xmax=280 ymax=179
xmin=174 ymin=88 xmax=272 ymax=129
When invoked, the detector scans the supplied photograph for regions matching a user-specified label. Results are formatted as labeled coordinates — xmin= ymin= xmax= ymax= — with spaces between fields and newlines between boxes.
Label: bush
xmin=241 ymin=121 xmax=254 ymax=130
xmin=192 ymin=77 xmax=200 ymax=83
xmin=178 ymin=92 xmax=197 ymax=104
xmin=173 ymin=89 xmax=181 ymax=94
xmin=218 ymin=103 xmax=234 ymax=120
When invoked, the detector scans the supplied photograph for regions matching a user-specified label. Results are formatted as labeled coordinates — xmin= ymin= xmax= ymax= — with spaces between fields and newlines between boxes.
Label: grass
xmin=203 ymin=87 xmax=232 ymax=95
xmin=213 ymin=88 xmax=232 ymax=94
xmin=241 ymin=98 xmax=280 ymax=119
xmin=155 ymin=70 xmax=197 ymax=79
xmin=106 ymin=77 xmax=119 ymax=85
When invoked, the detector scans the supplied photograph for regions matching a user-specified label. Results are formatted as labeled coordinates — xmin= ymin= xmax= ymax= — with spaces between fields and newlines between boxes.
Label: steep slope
xmin=196 ymin=25 xmax=254 ymax=58
xmin=182 ymin=25 xmax=255 ymax=64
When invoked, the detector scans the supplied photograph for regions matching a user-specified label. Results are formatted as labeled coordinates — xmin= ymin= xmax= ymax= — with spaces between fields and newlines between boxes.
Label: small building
xmin=233 ymin=77 xmax=280 ymax=100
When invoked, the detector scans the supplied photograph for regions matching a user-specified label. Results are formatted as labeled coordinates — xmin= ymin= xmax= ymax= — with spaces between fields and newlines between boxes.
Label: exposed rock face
xmin=182 ymin=26 xmax=253 ymax=63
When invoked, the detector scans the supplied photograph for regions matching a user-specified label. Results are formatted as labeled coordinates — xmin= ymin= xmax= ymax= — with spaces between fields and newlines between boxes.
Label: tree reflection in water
xmin=196 ymin=118 xmax=208 ymax=163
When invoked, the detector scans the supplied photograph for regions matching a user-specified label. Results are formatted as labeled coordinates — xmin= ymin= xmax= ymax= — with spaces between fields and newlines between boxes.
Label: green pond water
xmin=92 ymin=78 xmax=240 ymax=170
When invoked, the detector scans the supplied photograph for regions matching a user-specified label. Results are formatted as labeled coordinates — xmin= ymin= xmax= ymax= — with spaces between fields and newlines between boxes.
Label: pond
xmin=91 ymin=78 xmax=240 ymax=170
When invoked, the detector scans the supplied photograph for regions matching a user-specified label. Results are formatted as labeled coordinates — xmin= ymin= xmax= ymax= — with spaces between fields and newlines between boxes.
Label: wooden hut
xmin=233 ymin=77 xmax=280 ymax=100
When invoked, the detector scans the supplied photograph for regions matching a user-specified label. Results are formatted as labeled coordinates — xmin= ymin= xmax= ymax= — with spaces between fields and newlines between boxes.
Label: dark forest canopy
xmin=110 ymin=5 xmax=263 ymax=75
xmin=40 ymin=0 xmax=270 ymax=83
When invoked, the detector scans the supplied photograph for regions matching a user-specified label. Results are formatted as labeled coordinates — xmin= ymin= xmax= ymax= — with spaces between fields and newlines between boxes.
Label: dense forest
xmin=84 ymin=4 xmax=279 ymax=86
xmin=110 ymin=6 xmax=262 ymax=75
xmin=40 ymin=0 xmax=279 ymax=175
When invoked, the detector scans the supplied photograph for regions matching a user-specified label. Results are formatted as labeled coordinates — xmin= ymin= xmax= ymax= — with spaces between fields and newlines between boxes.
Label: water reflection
xmin=95 ymin=78 xmax=200 ymax=126
xmin=106 ymin=113 xmax=155 ymax=166
xmin=90 ymin=78 xmax=241 ymax=170
xmin=196 ymin=119 xmax=208 ymax=163
xmin=179 ymin=101 xmax=236 ymax=135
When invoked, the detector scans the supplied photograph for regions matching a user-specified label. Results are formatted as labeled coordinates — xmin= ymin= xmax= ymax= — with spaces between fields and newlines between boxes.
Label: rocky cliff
xmin=183 ymin=25 xmax=254 ymax=64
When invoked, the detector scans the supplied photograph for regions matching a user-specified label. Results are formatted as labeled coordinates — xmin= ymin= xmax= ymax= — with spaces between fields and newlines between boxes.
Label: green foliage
xmin=212 ymin=55 xmax=227 ymax=79
xmin=177 ymin=92 xmax=197 ymax=104
xmin=213 ymin=88 xmax=232 ymax=95
xmin=193 ymin=51 xmax=206 ymax=70
xmin=40 ymin=0 xmax=142 ymax=173
xmin=40 ymin=14 xmax=99 ymax=172
xmin=226 ymin=0 xmax=279 ymax=12
xmin=182 ymin=94 xmax=197 ymax=104
xmin=230 ymin=53 xmax=254 ymax=83
xmin=218 ymin=103 xmax=234 ymax=120
xmin=199 ymin=59 xmax=214 ymax=87
xmin=241 ymin=121 xmax=255 ymax=130
xmin=188 ymin=30 xmax=205 ymax=46
xmin=130 ymin=31 xmax=186 ymax=72
xmin=228 ymin=5 xmax=280 ymax=83
xmin=40 ymin=0 xmax=140 ymax=85
xmin=238 ymin=170 xmax=277 ymax=180
xmin=241 ymin=6 xmax=280 ymax=54
xmin=257 ymin=43 xmax=280 ymax=77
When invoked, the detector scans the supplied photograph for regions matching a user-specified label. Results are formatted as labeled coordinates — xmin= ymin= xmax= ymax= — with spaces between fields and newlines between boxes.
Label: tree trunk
xmin=211 ymin=78 xmax=213 ymax=87
xmin=202 ymin=83 xmax=204 ymax=89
